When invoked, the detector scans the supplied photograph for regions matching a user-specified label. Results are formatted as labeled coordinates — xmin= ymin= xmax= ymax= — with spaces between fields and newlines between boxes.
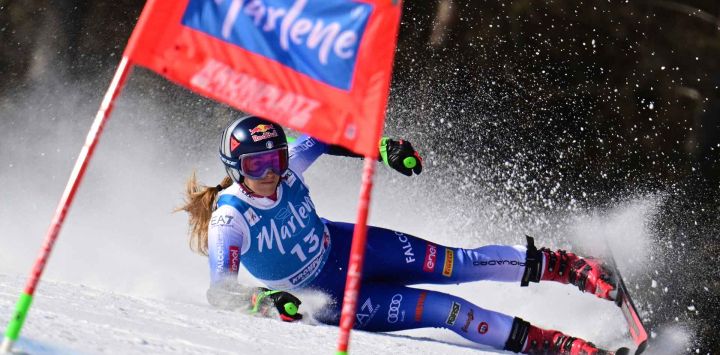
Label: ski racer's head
xmin=219 ymin=115 xmax=289 ymax=195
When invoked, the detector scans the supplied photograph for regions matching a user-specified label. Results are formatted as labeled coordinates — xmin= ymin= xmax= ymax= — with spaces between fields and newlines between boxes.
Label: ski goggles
xmin=238 ymin=147 xmax=289 ymax=179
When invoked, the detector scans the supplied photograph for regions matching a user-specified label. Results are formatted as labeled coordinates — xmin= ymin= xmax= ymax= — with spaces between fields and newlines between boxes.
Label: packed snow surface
xmin=1 ymin=272 xmax=635 ymax=355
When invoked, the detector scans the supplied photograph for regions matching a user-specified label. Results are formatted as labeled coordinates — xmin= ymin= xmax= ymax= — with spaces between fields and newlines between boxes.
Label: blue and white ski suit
xmin=208 ymin=135 xmax=528 ymax=349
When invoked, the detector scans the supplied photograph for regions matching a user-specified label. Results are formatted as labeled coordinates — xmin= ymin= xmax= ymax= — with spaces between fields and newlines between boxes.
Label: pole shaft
xmin=336 ymin=158 xmax=376 ymax=354
xmin=1 ymin=56 xmax=134 ymax=353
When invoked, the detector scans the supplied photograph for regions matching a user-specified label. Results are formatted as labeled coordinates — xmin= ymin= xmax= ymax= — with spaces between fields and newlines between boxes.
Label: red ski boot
xmin=523 ymin=325 xmax=603 ymax=354
xmin=503 ymin=317 xmax=626 ymax=355
xmin=521 ymin=236 xmax=617 ymax=301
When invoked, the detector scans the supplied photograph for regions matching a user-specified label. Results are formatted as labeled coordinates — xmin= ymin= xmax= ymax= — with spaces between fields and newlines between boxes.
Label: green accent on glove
xmin=286 ymin=136 xmax=297 ymax=144
xmin=379 ymin=137 xmax=390 ymax=166
xmin=283 ymin=302 xmax=298 ymax=316
xmin=403 ymin=156 xmax=417 ymax=169
xmin=251 ymin=289 xmax=282 ymax=314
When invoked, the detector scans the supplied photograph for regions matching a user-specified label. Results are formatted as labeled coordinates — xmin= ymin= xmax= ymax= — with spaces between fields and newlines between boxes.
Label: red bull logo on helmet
xmin=182 ymin=0 xmax=373 ymax=91
xmin=249 ymin=123 xmax=279 ymax=142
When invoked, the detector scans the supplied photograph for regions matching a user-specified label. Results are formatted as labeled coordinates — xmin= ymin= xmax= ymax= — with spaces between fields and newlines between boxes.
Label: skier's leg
xmin=316 ymin=283 xmax=516 ymax=351
xmin=323 ymin=220 xmax=528 ymax=285
xmin=318 ymin=221 xmax=616 ymax=301
xmin=314 ymin=283 xmax=607 ymax=354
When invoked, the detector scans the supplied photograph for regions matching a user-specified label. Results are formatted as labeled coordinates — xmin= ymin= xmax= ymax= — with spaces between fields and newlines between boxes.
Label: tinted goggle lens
xmin=239 ymin=148 xmax=289 ymax=179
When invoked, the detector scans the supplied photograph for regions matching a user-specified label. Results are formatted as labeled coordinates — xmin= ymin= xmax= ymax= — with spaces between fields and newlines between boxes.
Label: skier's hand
xmin=379 ymin=138 xmax=423 ymax=176
xmin=251 ymin=287 xmax=303 ymax=322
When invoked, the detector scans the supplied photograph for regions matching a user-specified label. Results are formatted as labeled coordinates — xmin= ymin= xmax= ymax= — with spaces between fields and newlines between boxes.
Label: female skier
xmin=179 ymin=115 xmax=620 ymax=355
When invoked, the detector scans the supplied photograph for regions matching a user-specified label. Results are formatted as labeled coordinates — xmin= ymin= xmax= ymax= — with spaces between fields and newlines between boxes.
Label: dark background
xmin=1 ymin=1 xmax=718 ymax=353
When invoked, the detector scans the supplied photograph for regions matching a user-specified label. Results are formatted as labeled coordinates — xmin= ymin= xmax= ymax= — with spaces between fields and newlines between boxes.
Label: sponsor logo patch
xmin=282 ymin=170 xmax=297 ymax=186
xmin=445 ymin=301 xmax=461 ymax=325
xmin=244 ymin=207 xmax=261 ymax=226
xmin=443 ymin=248 xmax=454 ymax=277
xmin=229 ymin=246 xmax=240 ymax=272
xmin=478 ymin=321 xmax=489 ymax=335
xmin=473 ymin=259 xmax=526 ymax=267
xmin=386 ymin=294 xmax=404 ymax=324
xmin=423 ymin=243 xmax=437 ymax=272
xmin=461 ymin=308 xmax=474 ymax=332
xmin=356 ymin=297 xmax=380 ymax=329
xmin=396 ymin=232 xmax=415 ymax=263
xmin=249 ymin=124 xmax=279 ymax=142
xmin=414 ymin=291 xmax=427 ymax=322
xmin=210 ymin=214 xmax=235 ymax=226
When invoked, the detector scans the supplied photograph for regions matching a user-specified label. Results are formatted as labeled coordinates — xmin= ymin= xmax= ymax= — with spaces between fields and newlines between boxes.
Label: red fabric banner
xmin=125 ymin=0 xmax=402 ymax=158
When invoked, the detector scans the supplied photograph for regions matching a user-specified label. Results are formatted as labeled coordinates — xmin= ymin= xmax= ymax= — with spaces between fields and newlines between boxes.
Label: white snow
xmin=0 ymin=274 xmax=500 ymax=355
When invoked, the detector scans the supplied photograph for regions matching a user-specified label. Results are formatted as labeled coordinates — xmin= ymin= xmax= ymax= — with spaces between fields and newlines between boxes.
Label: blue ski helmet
xmin=219 ymin=115 xmax=289 ymax=183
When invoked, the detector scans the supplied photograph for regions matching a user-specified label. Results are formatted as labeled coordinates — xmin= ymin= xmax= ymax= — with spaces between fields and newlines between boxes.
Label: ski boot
xmin=504 ymin=317 xmax=629 ymax=355
xmin=521 ymin=236 xmax=617 ymax=301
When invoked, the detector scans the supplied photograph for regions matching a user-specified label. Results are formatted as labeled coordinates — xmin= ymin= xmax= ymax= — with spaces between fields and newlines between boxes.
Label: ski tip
xmin=634 ymin=340 xmax=648 ymax=354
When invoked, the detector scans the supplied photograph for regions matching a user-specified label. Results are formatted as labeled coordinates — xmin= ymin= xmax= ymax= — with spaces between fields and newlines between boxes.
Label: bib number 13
xmin=290 ymin=228 xmax=320 ymax=262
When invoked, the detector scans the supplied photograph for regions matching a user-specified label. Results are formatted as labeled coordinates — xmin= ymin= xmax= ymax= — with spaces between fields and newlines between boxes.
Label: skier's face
xmin=243 ymin=171 xmax=280 ymax=196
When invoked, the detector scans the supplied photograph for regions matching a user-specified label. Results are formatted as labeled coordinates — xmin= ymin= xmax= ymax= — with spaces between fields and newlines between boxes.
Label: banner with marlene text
xmin=125 ymin=0 xmax=402 ymax=157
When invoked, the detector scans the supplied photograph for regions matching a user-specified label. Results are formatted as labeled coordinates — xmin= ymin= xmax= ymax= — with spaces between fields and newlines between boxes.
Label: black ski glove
xmin=379 ymin=137 xmax=423 ymax=176
xmin=250 ymin=287 xmax=303 ymax=322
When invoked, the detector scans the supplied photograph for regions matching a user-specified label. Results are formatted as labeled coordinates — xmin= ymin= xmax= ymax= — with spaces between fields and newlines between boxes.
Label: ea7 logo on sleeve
xmin=211 ymin=215 xmax=235 ymax=226
xmin=445 ymin=301 xmax=461 ymax=326
xmin=423 ymin=243 xmax=437 ymax=272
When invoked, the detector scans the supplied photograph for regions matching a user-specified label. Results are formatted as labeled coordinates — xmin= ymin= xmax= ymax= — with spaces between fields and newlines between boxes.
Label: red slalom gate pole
xmin=1 ymin=56 xmax=134 ymax=354
xmin=336 ymin=158 xmax=377 ymax=355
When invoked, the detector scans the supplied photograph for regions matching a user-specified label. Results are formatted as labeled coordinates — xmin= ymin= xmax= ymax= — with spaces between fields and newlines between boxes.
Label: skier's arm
xmin=288 ymin=135 xmax=423 ymax=176
xmin=205 ymin=205 xmax=303 ymax=321
xmin=206 ymin=205 xmax=247 ymax=310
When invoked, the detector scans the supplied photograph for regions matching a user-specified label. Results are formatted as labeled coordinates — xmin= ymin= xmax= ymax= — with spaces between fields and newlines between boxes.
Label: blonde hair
xmin=176 ymin=172 xmax=234 ymax=255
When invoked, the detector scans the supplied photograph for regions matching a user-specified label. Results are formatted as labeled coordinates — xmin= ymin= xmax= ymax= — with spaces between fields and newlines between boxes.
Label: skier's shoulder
xmin=211 ymin=185 xmax=250 ymax=235
xmin=214 ymin=185 xmax=245 ymax=216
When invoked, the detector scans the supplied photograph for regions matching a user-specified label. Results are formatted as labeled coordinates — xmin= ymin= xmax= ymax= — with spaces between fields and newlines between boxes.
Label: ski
xmin=604 ymin=252 xmax=649 ymax=354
